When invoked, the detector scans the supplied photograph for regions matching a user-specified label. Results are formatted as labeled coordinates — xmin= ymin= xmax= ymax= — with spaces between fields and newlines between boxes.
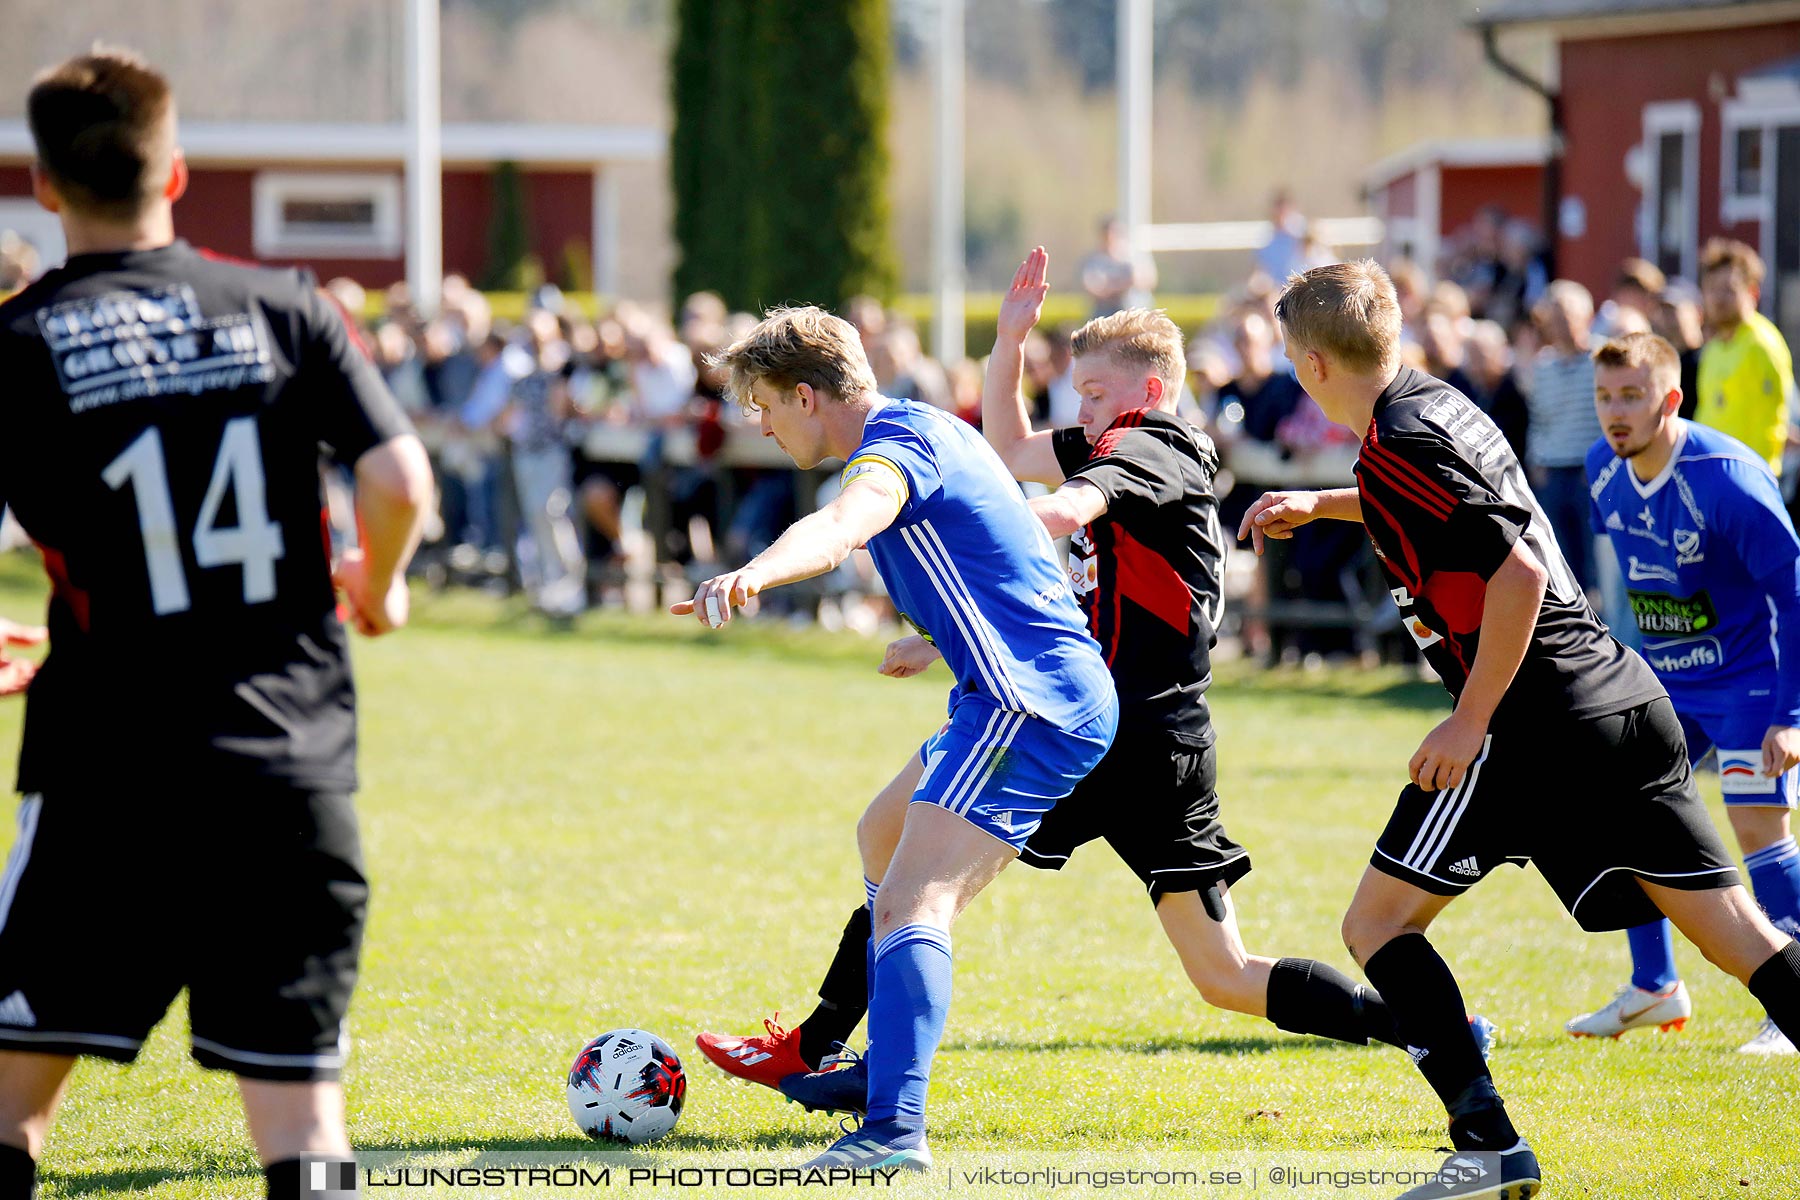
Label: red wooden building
xmin=1362 ymin=137 xmax=1550 ymax=275
xmin=1475 ymin=0 xmax=1800 ymax=343
xmin=0 ymin=120 xmax=663 ymax=294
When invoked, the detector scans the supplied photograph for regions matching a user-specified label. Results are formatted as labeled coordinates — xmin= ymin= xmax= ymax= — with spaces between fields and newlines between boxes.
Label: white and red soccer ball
xmin=566 ymin=1029 xmax=687 ymax=1144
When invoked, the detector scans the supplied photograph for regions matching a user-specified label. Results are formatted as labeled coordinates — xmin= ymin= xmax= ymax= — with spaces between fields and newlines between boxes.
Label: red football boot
xmin=694 ymin=1013 xmax=810 ymax=1091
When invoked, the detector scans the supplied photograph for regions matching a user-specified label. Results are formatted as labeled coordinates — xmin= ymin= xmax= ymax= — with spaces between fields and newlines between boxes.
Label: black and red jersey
xmin=0 ymin=240 xmax=413 ymax=792
xmin=1053 ymin=409 xmax=1223 ymax=746
xmin=1356 ymin=367 xmax=1660 ymax=725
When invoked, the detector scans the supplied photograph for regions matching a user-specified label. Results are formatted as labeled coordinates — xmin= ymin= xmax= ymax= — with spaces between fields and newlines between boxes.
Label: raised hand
xmin=996 ymin=246 xmax=1051 ymax=345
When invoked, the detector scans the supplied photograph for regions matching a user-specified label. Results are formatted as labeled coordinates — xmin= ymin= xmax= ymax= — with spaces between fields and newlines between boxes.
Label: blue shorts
xmin=913 ymin=693 xmax=1117 ymax=851
xmin=1678 ymin=707 xmax=1800 ymax=808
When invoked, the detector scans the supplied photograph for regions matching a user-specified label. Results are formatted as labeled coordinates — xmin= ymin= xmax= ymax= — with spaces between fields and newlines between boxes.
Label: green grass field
xmin=0 ymin=562 xmax=1793 ymax=1198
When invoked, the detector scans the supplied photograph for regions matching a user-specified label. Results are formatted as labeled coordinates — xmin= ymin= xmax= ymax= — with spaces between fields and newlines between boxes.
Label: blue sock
xmin=864 ymin=922 xmax=952 ymax=1133
xmin=1745 ymin=836 xmax=1800 ymax=936
xmin=1627 ymin=920 xmax=1679 ymax=992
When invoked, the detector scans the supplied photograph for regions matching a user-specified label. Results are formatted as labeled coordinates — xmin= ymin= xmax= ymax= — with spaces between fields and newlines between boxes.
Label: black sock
xmin=1362 ymin=933 xmax=1516 ymax=1150
xmin=1266 ymin=957 xmax=1402 ymax=1047
xmin=265 ymin=1159 xmax=300 ymax=1200
xmin=798 ymin=905 xmax=872 ymax=1069
xmin=0 ymin=1143 xmax=35 ymax=1200
xmin=1747 ymin=939 xmax=1800 ymax=1045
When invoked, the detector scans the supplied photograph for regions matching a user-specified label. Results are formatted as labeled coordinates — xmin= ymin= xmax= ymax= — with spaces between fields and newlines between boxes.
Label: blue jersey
xmin=1587 ymin=420 xmax=1800 ymax=726
xmin=844 ymin=400 xmax=1115 ymax=730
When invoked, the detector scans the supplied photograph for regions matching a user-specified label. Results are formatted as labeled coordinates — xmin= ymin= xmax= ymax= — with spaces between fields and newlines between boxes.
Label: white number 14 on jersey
xmin=102 ymin=415 xmax=286 ymax=615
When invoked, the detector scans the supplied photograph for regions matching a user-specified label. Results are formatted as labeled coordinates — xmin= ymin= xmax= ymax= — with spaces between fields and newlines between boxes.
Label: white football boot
xmin=1565 ymin=980 xmax=1691 ymax=1038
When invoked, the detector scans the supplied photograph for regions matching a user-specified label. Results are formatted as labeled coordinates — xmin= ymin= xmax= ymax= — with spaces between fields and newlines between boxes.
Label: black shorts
xmin=1019 ymin=729 xmax=1250 ymax=903
xmin=0 ymin=786 xmax=368 ymax=1081
xmin=1370 ymin=696 xmax=1739 ymax=932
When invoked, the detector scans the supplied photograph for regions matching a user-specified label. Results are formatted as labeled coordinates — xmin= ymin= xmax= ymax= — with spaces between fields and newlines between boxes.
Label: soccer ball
xmin=566 ymin=1029 xmax=687 ymax=1144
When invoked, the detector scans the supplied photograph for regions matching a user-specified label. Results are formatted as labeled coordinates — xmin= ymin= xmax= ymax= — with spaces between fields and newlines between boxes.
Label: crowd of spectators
xmin=283 ymin=213 xmax=1800 ymax=659
xmin=1 ymin=197 xmax=1787 ymax=659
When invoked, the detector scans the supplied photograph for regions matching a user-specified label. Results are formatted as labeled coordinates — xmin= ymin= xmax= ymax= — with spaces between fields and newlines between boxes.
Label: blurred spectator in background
xmin=1420 ymin=306 xmax=1476 ymax=398
xmin=1652 ymin=282 xmax=1706 ymax=420
xmin=1255 ymin=190 xmax=1309 ymax=282
xmin=845 ymin=293 xmax=887 ymax=345
xmin=624 ymin=306 xmax=722 ymax=570
xmin=875 ymin=321 xmax=952 ymax=412
xmin=1041 ymin=324 xmax=1079 ymax=427
xmin=945 ymin=357 xmax=984 ymax=426
xmin=1483 ymin=220 xmax=1549 ymax=329
xmin=324 ymin=275 xmax=367 ymax=322
xmin=0 ymin=231 xmax=42 ymax=294
xmin=1218 ymin=309 xmax=1304 ymax=446
xmin=1527 ymin=280 xmax=1603 ymax=593
xmin=1451 ymin=204 xmax=1508 ymax=317
xmin=1388 ymin=259 xmax=1428 ymax=357
xmin=372 ymin=320 xmax=429 ymax=414
xmin=1298 ymin=224 xmax=1337 ymax=273
xmin=1595 ymin=257 xmax=1665 ymax=338
xmin=1081 ymin=215 xmax=1156 ymax=316
xmin=1464 ymin=319 xmax=1530 ymax=462
xmin=506 ymin=309 xmax=586 ymax=614
xmin=1430 ymin=280 xmax=1472 ymax=324
xmin=1697 ymin=238 xmax=1794 ymax=477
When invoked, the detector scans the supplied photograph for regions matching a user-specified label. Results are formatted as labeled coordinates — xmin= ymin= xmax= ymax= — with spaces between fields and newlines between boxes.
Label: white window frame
xmin=252 ymin=171 xmax=402 ymax=259
xmin=1640 ymin=100 xmax=1700 ymax=282
xmin=1721 ymin=92 xmax=1800 ymax=315
xmin=1720 ymin=100 xmax=1770 ymax=225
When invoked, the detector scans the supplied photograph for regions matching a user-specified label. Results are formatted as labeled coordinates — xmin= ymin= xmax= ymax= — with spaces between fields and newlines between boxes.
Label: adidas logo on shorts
xmin=1447 ymin=857 xmax=1481 ymax=878
xmin=0 ymin=991 xmax=35 ymax=1027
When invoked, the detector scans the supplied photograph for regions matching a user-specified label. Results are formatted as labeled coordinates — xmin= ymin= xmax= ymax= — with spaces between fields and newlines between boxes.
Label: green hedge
xmin=369 ymin=291 xmax=1224 ymax=355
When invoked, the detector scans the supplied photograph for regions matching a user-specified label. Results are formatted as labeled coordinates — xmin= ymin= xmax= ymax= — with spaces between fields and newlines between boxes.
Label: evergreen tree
xmin=482 ymin=160 xmax=532 ymax=291
xmin=670 ymin=0 xmax=756 ymax=309
xmin=671 ymin=0 xmax=895 ymax=313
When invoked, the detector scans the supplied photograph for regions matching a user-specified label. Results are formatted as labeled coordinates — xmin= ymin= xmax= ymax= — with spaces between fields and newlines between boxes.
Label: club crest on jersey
xmin=1673 ymin=528 xmax=1703 ymax=566
xmin=1605 ymin=511 xmax=1624 ymax=531
xmin=1390 ymin=586 xmax=1442 ymax=649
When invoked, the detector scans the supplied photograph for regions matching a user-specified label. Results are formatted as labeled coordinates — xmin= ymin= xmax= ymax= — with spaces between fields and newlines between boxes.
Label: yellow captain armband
xmin=841 ymin=455 xmax=909 ymax=514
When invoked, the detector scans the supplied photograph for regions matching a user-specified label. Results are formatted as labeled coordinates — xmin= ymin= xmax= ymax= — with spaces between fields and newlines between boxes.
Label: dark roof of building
xmin=1471 ymin=0 xmax=1774 ymax=28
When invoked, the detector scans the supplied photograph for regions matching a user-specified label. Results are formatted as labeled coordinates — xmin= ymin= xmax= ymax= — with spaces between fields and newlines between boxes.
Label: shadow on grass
xmin=940 ymin=1033 xmax=1372 ymax=1055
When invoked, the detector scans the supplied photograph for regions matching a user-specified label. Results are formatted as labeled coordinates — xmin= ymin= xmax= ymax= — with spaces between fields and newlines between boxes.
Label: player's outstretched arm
xmin=336 ymin=434 xmax=434 ymax=637
xmin=1409 ymin=538 xmax=1547 ymax=791
xmin=984 ymin=247 xmax=1065 ymax=486
xmin=1030 ymin=479 xmax=1108 ymax=538
xmin=674 ymin=477 xmax=902 ymax=628
xmin=1237 ymin=487 xmax=1362 ymax=554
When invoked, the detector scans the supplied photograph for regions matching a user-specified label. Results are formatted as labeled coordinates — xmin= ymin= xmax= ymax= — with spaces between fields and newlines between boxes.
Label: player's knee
xmin=1727 ymin=805 xmax=1789 ymax=856
xmin=855 ymin=811 xmax=886 ymax=875
xmin=1340 ymin=910 xmax=1390 ymax=966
